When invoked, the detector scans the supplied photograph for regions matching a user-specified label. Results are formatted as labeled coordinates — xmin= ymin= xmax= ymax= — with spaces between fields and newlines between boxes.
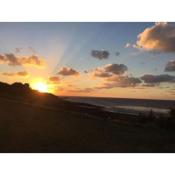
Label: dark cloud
xmin=58 ymin=67 xmax=79 ymax=76
xmin=103 ymin=76 xmax=141 ymax=88
xmin=2 ymin=71 xmax=29 ymax=77
xmin=141 ymin=74 xmax=175 ymax=85
xmin=0 ymin=53 xmax=45 ymax=67
xmin=92 ymin=64 xmax=128 ymax=78
xmin=5 ymin=53 xmax=21 ymax=66
xmin=135 ymin=22 xmax=175 ymax=52
xmin=165 ymin=60 xmax=175 ymax=72
xmin=105 ymin=64 xmax=128 ymax=75
xmin=91 ymin=50 xmax=109 ymax=60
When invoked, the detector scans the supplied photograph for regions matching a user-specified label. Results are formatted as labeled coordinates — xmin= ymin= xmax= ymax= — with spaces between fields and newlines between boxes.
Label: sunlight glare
xmin=31 ymin=82 xmax=49 ymax=93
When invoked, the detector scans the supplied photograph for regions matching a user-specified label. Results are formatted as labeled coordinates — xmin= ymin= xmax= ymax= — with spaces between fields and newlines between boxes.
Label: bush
xmin=147 ymin=109 xmax=156 ymax=122
xmin=157 ymin=108 xmax=175 ymax=131
xmin=170 ymin=108 xmax=175 ymax=118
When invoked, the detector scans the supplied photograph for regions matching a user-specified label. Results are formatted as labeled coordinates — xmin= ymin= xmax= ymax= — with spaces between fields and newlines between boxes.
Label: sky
xmin=0 ymin=22 xmax=175 ymax=100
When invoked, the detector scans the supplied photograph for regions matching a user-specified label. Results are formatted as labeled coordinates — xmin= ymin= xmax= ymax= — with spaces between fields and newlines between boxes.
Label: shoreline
xmin=64 ymin=96 xmax=171 ymax=116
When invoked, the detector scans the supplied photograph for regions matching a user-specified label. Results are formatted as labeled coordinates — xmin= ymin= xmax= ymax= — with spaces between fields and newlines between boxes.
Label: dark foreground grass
xmin=0 ymin=98 xmax=175 ymax=153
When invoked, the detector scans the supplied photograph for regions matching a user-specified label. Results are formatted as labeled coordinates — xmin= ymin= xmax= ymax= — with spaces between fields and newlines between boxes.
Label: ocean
xmin=65 ymin=96 xmax=175 ymax=116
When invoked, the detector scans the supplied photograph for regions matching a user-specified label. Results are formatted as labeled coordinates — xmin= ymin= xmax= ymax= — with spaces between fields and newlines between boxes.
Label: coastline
xmin=64 ymin=96 xmax=173 ymax=116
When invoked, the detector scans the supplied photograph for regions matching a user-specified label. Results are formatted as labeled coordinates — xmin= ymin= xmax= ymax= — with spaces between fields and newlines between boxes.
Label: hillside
xmin=0 ymin=82 xmax=175 ymax=152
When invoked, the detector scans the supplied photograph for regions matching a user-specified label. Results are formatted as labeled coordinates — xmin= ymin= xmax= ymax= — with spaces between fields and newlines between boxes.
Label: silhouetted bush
xmin=164 ymin=108 xmax=175 ymax=130
xmin=169 ymin=108 xmax=175 ymax=118
xmin=154 ymin=108 xmax=175 ymax=131
xmin=147 ymin=109 xmax=156 ymax=122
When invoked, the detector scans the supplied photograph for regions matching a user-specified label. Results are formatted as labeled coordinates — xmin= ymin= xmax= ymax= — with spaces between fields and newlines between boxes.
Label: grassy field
xmin=0 ymin=97 xmax=175 ymax=153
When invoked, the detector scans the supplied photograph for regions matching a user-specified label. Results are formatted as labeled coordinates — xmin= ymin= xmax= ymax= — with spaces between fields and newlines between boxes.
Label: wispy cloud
xmin=2 ymin=71 xmax=29 ymax=77
xmin=48 ymin=76 xmax=60 ymax=84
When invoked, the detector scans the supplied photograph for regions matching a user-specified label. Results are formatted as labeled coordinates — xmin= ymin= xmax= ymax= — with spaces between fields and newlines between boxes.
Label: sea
xmin=64 ymin=96 xmax=175 ymax=116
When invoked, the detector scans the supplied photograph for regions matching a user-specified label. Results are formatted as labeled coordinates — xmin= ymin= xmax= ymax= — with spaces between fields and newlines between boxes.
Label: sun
xmin=31 ymin=82 xmax=49 ymax=93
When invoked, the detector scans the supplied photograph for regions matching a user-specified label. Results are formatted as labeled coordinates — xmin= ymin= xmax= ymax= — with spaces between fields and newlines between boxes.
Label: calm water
xmin=65 ymin=96 xmax=175 ymax=115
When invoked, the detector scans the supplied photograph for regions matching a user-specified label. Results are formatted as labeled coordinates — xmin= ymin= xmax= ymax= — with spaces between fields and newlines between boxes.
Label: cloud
xmin=49 ymin=76 xmax=60 ymax=83
xmin=135 ymin=22 xmax=175 ymax=52
xmin=0 ymin=54 xmax=6 ymax=63
xmin=90 ymin=64 xmax=175 ymax=89
xmin=91 ymin=50 xmax=110 ymax=60
xmin=20 ymin=55 xmax=45 ymax=67
xmin=105 ymin=64 xmax=128 ymax=75
xmin=141 ymin=74 xmax=175 ymax=85
xmin=63 ymin=72 xmax=175 ymax=92
xmin=93 ymin=66 xmax=175 ymax=89
xmin=57 ymin=67 xmax=79 ymax=76
xmin=84 ymin=70 xmax=88 ymax=74
xmin=92 ymin=64 xmax=128 ymax=78
xmin=125 ymin=43 xmax=131 ymax=48
xmin=17 ymin=71 xmax=29 ymax=76
xmin=67 ymin=76 xmax=142 ymax=92
xmin=4 ymin=53 xmax=21 ymax=66
xmin=2 ymin=71 xmax=29 ymax=77
xmin=93 ymin=71 xmax=111 ymax=78
xmin=118 ymin=77 xmax=142 ymax=87
xmin=92 ymin=67 xmax=111 ymax=78
xmin=98 ymin=76 xmax=142 ymax=89
xmin=68 ymin=87 xmax=94 ymax=93
xmin=165 ymin=60 xmax=175 ymax=72
xmin=0 ymin=53 xmax=45 ymax=68
xmin=2 ymin=73 xmax=15 ymax=76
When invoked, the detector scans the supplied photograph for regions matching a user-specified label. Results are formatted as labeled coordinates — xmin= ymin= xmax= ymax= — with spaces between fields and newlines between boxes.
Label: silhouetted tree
xmin=147 ymin=109 xmax=155 ymax=122
xmin=158 ymin=108 xmax=175 ymax=131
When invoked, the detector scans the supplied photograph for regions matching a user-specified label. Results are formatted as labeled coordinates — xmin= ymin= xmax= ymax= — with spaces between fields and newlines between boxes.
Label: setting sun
xmin=31 ymin=82 xmax=49 ymax=93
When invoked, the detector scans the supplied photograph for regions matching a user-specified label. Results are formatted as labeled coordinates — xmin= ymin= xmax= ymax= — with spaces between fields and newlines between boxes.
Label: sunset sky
xmin=0 ymin=22 xmax=175 ymax=100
